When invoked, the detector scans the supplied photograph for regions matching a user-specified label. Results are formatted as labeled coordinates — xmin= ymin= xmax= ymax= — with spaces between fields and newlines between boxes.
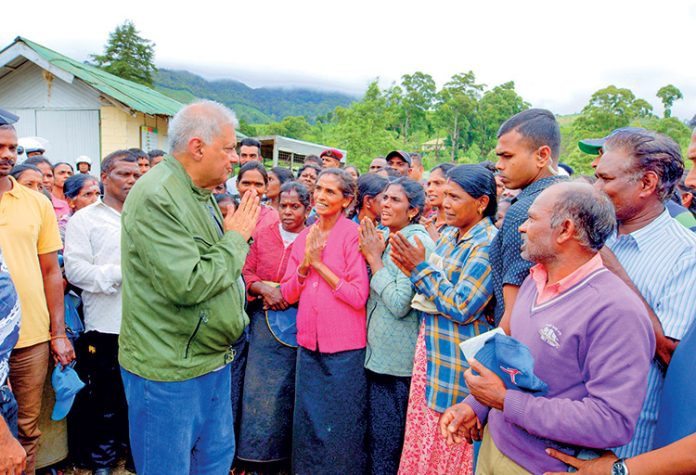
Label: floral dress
xmin=397 ymin=322 xmax=474 ymax=475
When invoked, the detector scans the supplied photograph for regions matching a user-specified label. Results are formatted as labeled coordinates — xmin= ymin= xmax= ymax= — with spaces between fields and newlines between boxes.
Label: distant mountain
xmin=154 ymin=69 xmax=356 ymax=123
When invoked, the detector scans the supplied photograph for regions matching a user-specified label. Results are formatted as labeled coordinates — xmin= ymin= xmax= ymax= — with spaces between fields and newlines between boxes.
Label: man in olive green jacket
xmin=119 ymin=100 xmax=259 ymax=474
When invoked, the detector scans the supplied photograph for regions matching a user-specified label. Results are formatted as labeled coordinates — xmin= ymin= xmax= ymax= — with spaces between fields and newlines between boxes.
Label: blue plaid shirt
xmin=411 ymin=217 xmax=497 ymax=412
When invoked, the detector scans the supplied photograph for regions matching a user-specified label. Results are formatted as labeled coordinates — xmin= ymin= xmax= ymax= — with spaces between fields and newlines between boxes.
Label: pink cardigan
xmin=242 ymin=222 xmax=296 ymax=301
xmin=254 ymin=205 xmax=279 ymax=237
xmin=281 ymin=214 xmax=369 ymax=353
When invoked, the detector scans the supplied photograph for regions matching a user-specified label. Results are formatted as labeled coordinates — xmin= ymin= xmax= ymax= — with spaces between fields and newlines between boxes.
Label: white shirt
xmin=64 ymin=200 xmax=123 ymax=334
xmin=225 ymin=176 xmax=239 ymax=196
xmin=278 ymin=223 xmax=300 ymax=248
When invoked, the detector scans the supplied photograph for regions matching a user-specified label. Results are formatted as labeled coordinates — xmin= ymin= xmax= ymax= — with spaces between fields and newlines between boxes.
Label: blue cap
xmin=266 ymin=307 xmax=298 ymax=348
xmin=0 ymin=107 xmax=19 ymax=126
xmin=385 ymin=150 xmax=412 ymax=166
xmin=472 ymin=333 xmax=548 ymax=395
xmin=51 ymin=364 xmax=85 ymax=421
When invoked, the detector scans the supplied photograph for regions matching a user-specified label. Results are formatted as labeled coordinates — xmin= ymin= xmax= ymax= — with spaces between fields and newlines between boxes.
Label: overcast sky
xmin=4 ymin=0 xmax=696 ymax=120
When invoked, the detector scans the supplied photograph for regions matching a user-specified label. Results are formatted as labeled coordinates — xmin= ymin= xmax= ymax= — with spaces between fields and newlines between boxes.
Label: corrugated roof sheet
xmin=14 ymin=37 xmax=183 ymax=116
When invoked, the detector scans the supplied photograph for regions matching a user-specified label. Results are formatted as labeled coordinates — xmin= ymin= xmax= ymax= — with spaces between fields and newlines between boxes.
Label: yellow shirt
xmin=0 ymin=177 xmax=63 ymax=348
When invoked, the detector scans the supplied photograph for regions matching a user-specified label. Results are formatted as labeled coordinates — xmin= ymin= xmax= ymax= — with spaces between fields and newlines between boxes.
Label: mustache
xmin=0 ymin=159 xmax=15 ymax=167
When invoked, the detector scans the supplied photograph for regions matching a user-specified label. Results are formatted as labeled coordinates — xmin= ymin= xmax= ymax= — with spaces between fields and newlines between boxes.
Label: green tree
xmin=573 ymin=86 xmax=639 ymax=133
xmin=435 ymin=71 xmax=483 ymax=161
xmin=653 ymin=117 xmax=692 ymax=147
xmin=305 ymin=117 xmax=334 ymax=146
xmin=258 ymin=116 xmax=313 ymax=139
xmin=399 ymin=72 xmax=437 ymax=144
xmin=631 ymin=99 xmax=655 ymax=119
xmin=237 ymin=118 xmax=257 ymax=137
xmin=280 ymin=116 xmax=312 ymax=139
xmin=567 ymin=85 xmax=660 ymax=174
xmin=558 ymin=119 xmax=594 ymax=176
xmin=383 ymin=84 xmax=405 ymax=136
xmin=656 ymin=84 xmax=683 ymax=118
xmin=92 ymin=20 xmax=157 ymax=87
xmin=633 ymin=116 xmax=693 ymax=156
xmin=475 ymin=82 xmax=529 ymax=156
xmin=328 ymin=81 xmax=399 ymax=170
xmin=460 ymin=143 xmax=482 ymax=164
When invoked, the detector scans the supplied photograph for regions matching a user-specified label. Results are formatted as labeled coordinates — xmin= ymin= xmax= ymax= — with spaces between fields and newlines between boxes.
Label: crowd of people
xmin=0 ymin=100 xmax=695 ymax=475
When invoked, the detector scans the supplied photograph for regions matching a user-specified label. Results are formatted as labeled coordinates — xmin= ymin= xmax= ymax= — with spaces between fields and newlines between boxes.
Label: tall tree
xmin=435 ymin=71 xmax=483 ymax=161
xmin=383 ymin=84 xmax=405 ymax=136
xmin=258 ymin=116 xmax=313 ymax=139
xmin=656 ymin=84 xmax=683 ymax=118
xmin=574 ymin=85 xmax=644 ymax=133
xmin=92 ymin=20 xmax=157 ymax=87
xmin=328 ymin=81 xmax=399 ymax=170
xmin=475 ymin=82 xmax=529 ymax=156
xmin=399 ymin=72 xmax=437 ymax=144
xmin=631 ymin=99 xmax=655 ymax=119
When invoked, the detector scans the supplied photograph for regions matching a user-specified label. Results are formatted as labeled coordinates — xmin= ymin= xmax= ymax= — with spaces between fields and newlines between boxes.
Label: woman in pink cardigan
xmin=237 ymin=182 xmax=310 ymax=471
xmin=281 ymin=168 xmax=370 ymax=475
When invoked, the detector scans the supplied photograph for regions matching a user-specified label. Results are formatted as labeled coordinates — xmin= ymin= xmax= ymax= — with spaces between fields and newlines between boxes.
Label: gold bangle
xmin=50 ymin=335 xmax=69 ymax=341
xmin=297 ymin=267 xmax=309 ymax=278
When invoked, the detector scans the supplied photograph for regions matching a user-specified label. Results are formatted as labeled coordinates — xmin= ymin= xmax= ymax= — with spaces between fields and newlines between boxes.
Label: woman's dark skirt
xmin=366 ymin=369 xmax=411 ymax=475
xmin=292 ymin=346 xmax=367 ymax=475
xmin=237 ymin=307 xmax=297 ymax=462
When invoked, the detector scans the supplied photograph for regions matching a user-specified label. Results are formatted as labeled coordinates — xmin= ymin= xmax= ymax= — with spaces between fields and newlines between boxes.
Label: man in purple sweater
xmin=439 ymin=182 xmax=655 ymax=475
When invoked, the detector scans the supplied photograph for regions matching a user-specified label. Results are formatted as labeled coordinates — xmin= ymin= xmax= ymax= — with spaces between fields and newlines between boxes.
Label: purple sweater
xmin=468 ymin=267 xmax=654 ymax=474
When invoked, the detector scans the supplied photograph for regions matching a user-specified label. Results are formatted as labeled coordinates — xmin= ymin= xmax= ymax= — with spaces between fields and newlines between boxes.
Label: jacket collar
xmin=164 ymin=155 xmax=214 ymax=201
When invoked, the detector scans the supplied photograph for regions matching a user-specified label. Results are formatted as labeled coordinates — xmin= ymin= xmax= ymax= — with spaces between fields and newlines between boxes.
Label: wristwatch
xmin=612 ymin=458 xmax=629 ymax=475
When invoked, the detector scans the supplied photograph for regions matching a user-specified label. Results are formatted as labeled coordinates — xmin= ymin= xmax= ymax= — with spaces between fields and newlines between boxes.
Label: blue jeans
xmin=120 ymin=366 xmax=234 ymax=475
xmin=0 ymin=384 xmax=18 ymax=438
xmin=230 ymin=325 xmax=249 ymax=444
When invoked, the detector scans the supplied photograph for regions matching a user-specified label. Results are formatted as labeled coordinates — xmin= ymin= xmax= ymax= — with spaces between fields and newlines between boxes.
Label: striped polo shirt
xmin=608 ymin=209 xmax=696 ymax=458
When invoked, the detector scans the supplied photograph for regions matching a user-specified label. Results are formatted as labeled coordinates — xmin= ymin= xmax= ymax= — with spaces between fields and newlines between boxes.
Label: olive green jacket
xmin=119 ymin=156 xmax=249 ymax=381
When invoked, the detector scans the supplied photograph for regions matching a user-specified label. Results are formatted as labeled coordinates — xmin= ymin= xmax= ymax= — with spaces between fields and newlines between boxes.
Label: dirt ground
xmin=41 ymin=459 xmax=133 ymax=475
xmin=50 ymin=460 xmax=289 ymax=475
xmin=46 ymin=458 xmax=289 ymax=474
xmin=63 ymin=468 xmax=132 ymax=475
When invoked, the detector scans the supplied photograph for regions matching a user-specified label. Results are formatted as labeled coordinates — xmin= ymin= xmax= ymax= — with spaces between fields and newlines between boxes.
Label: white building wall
xmin=0 ymin=61 xmax=101 ymax=109
xmin=0 ymin=61 xmax=102 ymax=171
xmin=36 ymin=110 xmax=101 ymax=170
xmin=7 ymin=109 xmax=36 ymax=138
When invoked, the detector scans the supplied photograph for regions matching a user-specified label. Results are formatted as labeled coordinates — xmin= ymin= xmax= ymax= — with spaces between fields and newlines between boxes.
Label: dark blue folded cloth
xmin=472 ymin=333 xmax=548 ymax=395
xmin=266 ymin=307 xmax=298 ymax=348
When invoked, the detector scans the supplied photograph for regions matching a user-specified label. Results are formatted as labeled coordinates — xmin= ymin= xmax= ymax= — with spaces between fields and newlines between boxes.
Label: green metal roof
xmin=13 ymin=37 xmax=183 ymax=116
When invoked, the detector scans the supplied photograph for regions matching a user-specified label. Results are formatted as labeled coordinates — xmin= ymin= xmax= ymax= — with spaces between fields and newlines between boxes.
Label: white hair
xmin=168 ymin=100 xmax=239 ymax=153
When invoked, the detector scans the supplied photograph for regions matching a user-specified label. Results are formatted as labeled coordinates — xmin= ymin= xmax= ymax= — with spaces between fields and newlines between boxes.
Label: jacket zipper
xmin=364 ymin=244 xmax=388 ymax=369
xmin=364 ymin=302 xmax=378 ymax=368
xmin=185 ymin=311 xmax=208 ymax=358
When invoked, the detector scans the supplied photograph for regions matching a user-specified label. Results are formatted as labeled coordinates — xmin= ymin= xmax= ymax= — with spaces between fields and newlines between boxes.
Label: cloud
xmin=3 ymin=0 xmax=694 ymax=120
